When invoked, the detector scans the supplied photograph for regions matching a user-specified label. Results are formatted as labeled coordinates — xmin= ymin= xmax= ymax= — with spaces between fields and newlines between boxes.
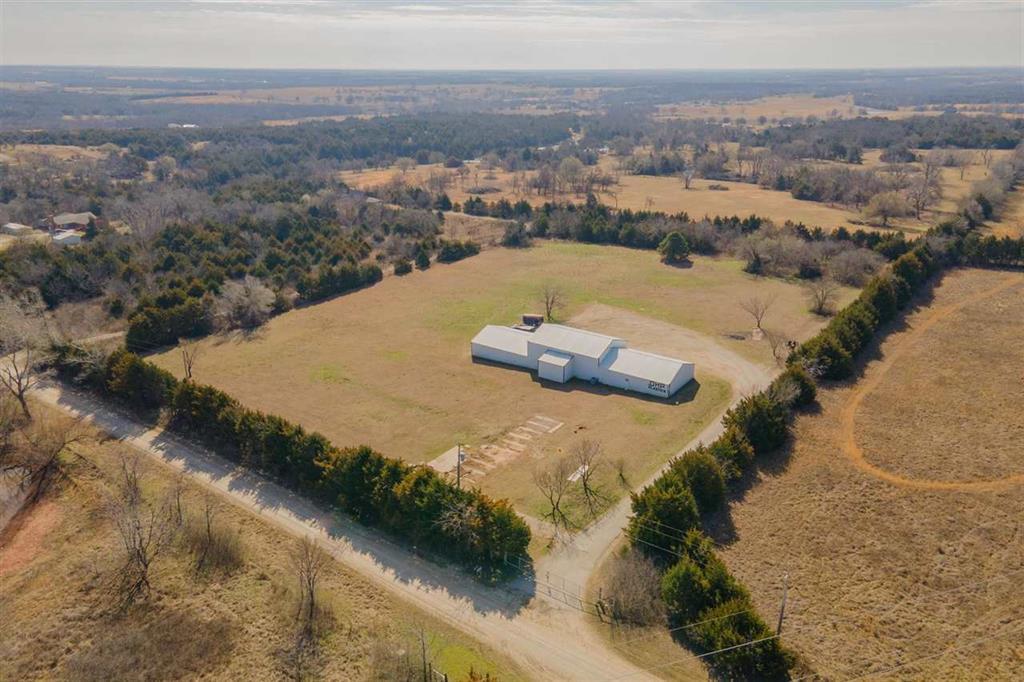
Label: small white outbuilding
xmin=471 ymin=322 xmax=694 ymax=399
xmin=53 ymin=230 xmax=83 ymax=247
xmin=1 ymin=222 xmax=35 ymax=236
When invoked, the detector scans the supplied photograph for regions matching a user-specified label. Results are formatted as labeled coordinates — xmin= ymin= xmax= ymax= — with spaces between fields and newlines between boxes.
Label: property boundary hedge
xmin=51 ymin=347 xmax=530 ymax=575
xmin=625 ymin=221 xmax=1023 ymax=679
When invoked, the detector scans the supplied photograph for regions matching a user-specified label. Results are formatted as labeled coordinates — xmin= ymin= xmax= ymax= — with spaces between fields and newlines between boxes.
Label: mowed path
xmin=840 ymin=273 xmax=1024 ymax=492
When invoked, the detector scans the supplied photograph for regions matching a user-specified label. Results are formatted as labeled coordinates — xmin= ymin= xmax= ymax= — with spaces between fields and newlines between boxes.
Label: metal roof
xmin=529 ymin=324 xmax=622 ymax=360
xmin=538 ymin=350 xmax=573 ymax=367
xmin=53 ymin=212 xmax=96 ymax=226
xmin=471 ymin=325 xmax=530 ymax=357
xmin=603 ymin=347 xmax=691 ymax=385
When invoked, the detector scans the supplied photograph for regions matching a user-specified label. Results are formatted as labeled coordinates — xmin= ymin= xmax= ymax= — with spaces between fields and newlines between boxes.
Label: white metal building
xmin=471 ymin=322 xmax=694 ymax=398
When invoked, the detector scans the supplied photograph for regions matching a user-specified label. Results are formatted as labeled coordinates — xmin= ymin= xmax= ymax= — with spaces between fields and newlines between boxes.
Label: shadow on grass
xmin=49 ymin=384 xmax=537 ymax=620
xmin=471 ymin=357 xmax=701 ymax=406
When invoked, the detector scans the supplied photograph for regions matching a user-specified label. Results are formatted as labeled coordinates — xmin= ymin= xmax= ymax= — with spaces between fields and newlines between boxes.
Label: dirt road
xmin=30 ymin=381 xmax=657 ymax=682
xmin=536 ymin=310 xmax=775 ymax=626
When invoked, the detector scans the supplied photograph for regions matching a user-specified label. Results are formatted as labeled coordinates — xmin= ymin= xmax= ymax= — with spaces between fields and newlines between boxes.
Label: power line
xmin=611 ymin=606 xmax=759 ymax=649
xmin=607 ymin=633 xmax=782 ymax=680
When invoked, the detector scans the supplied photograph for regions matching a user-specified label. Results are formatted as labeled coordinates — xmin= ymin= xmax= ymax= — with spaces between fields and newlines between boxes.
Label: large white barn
xmin=471 ymin=322 xmax=694 ymax=398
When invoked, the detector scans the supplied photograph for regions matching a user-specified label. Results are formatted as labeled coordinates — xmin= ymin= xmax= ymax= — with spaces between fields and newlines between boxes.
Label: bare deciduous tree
xmin=19 ymin=416 xmax=83 ymax=502
xmin=600 ymin=549 xmax=666 ymax=626
xmin=805 ymin=278 xmax=839 ymax=316
xmin=109 ymin=456 xmax=174 ymax=609
xmin=571 ymin=439 xmax=604 ymax=516
xmin=291 ymin=537 xmax=330 ymax=639
xmin=0 ymin=295 xmax=52 ymax=419
xmin=532 ymin=457 xmax=574 ymax=530
xmin=907 ymin=174 xmax=942 ymax=219
xmin=395 ymin=157 xmax=416 ymax=174
xmin=179 ymin=338 xmax=202 ymax=381
xmin=980 ymin=147 xmax=993 ymax=168
xmin=214 ymin=275 xmax=275 ymax=331
xmin=739 ymin=294 xmax=776 ymax=332
xmin=437 ymin=499 xmax=480 ymax=552
xmin=763 ymin=329 xmax=791 ymax=368
xmin=541 ymin=284 xmax=565 ymax=322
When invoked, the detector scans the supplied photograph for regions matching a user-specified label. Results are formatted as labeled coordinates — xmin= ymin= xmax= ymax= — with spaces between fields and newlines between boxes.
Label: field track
xmin=840 ymin=272 xmax=1024 ymax=492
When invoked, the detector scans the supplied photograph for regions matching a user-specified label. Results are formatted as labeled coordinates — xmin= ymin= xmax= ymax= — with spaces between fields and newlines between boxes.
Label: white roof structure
xmin=603 ymin=347 xmax=689 ymax=386
xmin=538 ymin=350 xmax=572 ymax=368
xmin=529 ymin=324 xmax=623 ymax=359
xmin=1 ymin=222 xmax=35 ymax=236
xmin=53 ymin=212 xmax=96 ymax=226
xmin=471 ymin=321 xmax=694 ymax=399
xmin=472 ymin=325 xmax=530 ymax=356
xmin=53 ymin=230 xmax=83 ymax=247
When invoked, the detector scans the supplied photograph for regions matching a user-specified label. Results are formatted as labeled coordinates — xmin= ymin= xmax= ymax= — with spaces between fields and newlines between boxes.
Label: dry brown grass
xmin=0 ymin=143 xmax=109 ymax=163
xmin=343 ymin=150 xmax=1022 ymax=236
xmin=714 ymin=268 xmax=1024 ymax=680
xmin=0 ymin=403 xmax=522 ymax=681
xmin=147 ymin=242 xmax=845 ymax=522
xmin=655 ymin=95 xmax=1024 ymax=124
xmin=655 ymin=94 xmax=859 ymax=124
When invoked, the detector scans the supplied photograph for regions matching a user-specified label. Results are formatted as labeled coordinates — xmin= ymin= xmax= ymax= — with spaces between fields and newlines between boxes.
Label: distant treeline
xmin=0 ymin=112 xmax=579 ymax=168
xmin=754 ymin=114 xmax=1024 ymax=156
xmin=0 ymin=206 xmax=449 ymax=351
xmin=51 ymin=346 xmax=531 ymax=575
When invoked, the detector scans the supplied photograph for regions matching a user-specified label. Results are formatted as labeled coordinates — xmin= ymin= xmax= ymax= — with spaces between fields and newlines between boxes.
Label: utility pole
xmin=420 ymin=628 xmax=428 ymax=682
xmin=776 ymin=573 xmax=789 ymax=636
xmin=456 ymin=443 xmax=462 ymax=489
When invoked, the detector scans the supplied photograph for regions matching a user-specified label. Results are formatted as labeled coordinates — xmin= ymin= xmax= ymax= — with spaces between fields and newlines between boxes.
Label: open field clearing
xmin=655 ymin=94 xmax=859 ymax=123
xmin=0 ymin=143 xmax=111 ymax=164
xmin=342 ymin=159 xmax=879 ymax=232
xmin=655 ymin=94 xmax=1024 ymax=123
xmin=343 ymin=149 xmax=1019 ymax=235
xmin=138 ymin=83 xmax=606 ymax=114
xmin=149 ymin=243 xmax=848 ymax=521
xmin=0 ymin=403 xmax=519 ymax=681
xmin=712 ymin=268 xmax=1024 ymax=679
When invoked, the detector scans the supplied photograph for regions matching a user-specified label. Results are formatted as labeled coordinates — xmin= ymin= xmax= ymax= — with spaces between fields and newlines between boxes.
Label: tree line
xmin=50 ymin=346 xmax=531 ymax=575
xmin=620 ymin=217 xmax=1023 ymax=680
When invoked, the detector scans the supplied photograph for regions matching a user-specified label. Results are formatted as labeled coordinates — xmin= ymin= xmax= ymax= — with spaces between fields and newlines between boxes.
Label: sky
xmin=1 ymin=0 xmax=1021 ymax=70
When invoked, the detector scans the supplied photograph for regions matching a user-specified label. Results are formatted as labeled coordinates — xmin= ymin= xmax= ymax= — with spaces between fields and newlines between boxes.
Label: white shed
xmin=53 ymin=230 xmax=83 ymax=247
xmin=538 ymin=351 xmax=573 ymax=383
xmin=1 ymin=222 xmax=35 ymax=236
xmin=470 ymin=322 xmax=694 ymax=399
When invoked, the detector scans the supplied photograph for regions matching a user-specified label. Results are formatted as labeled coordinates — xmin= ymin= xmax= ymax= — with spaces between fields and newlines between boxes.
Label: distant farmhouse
xmin=51 ymin=212 xmax=97 ymax=230
xmin=471 ymin=318 xmax=694 ymax=398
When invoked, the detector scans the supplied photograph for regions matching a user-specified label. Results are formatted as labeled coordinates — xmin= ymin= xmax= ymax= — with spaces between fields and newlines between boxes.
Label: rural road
xmin=535 ymin=316 xmax=775 ymax=602
xmin=22 ymin=321 xmax=773 ymax=680
xmin=29 ymin=380 xmax=659 ymax=682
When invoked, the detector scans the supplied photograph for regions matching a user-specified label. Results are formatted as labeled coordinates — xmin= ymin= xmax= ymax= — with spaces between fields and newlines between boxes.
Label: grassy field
xmin=149 ymin=243 xmax=847 ymax=524
xmin=713 ymin=268 xmax=1024 ymax=679
xmin=0 ymin=404 xmax=521 ymax=681
xmin=654 ymin=94 xmax=1024 ymax=124
xmin=0 ymin=143 xmax=111 ymax=164
xmin=655 ymin=94 xmax=859 ymax=123
xmin=342 ymin=148 xmax=1018 ymax=236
